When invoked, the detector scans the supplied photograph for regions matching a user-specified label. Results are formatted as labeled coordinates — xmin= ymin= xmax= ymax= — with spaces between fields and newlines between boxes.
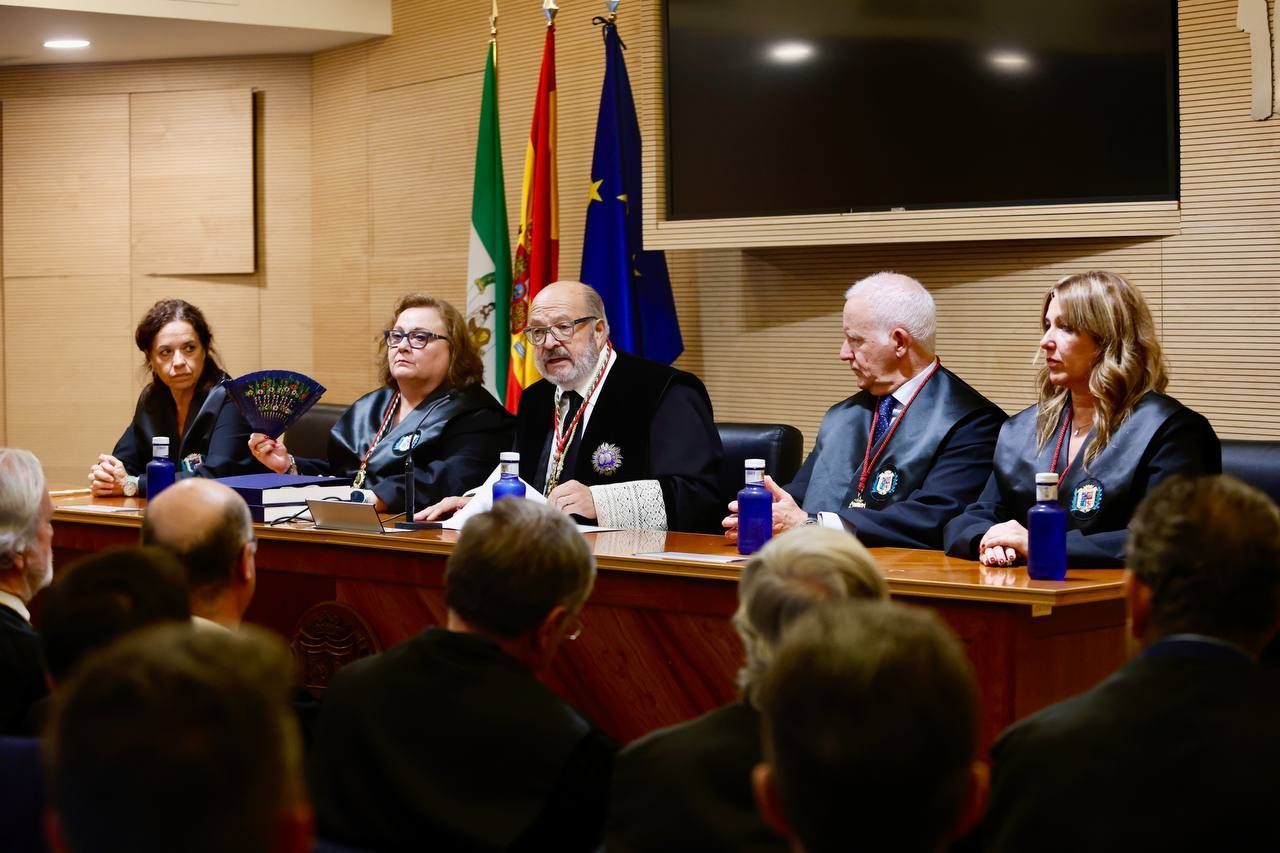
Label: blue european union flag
xmin=580 ymin=20 xmax=683 ymax=364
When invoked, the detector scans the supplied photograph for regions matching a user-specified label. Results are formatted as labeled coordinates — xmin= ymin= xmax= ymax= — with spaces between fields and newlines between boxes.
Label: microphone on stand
xmin=393 ymin=393 xmax=452 ymax=531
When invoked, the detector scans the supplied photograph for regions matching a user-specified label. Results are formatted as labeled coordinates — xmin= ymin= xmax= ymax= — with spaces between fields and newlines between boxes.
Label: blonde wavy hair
xmin=1035 ymin=271 xmax=1168 ymax=467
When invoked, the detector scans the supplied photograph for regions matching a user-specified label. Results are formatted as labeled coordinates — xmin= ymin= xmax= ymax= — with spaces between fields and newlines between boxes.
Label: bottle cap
xmin=500 ymin=451 xmax=520 ymax=462
xmin=1035 ymin=472 xmax=1059 ymax=485
xmin=744 ymin=458 xmax=766 ymax=470
xmin=152 ymin=436 xmax=170 ymax=450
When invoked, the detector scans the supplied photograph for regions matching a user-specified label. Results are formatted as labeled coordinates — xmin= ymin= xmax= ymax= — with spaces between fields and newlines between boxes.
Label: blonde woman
xmin=944 ymin=271 xmax=1220 ymax=567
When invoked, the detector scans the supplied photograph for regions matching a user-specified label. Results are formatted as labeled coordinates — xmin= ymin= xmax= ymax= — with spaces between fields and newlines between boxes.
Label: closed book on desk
xmin=217 ymin=473 xmax=353 ymax=506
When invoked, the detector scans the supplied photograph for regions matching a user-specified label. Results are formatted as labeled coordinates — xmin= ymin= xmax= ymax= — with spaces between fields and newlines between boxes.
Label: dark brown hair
xmin=134 ymin=299 xmax=225 ymax=394
xmin=378 ymin=293 xmax=484 ymax=391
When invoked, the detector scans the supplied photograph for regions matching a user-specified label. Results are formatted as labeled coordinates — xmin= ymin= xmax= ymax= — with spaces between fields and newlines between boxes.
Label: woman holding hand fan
xmin=89 ymin=299 xmax=265 ymax=497
xmin=249 ymin=293 xmax=514 ymax=514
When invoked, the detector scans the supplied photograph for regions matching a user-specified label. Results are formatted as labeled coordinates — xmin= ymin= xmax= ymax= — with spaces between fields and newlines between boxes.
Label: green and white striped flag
xmin=466 ymin=29 xmax=512 ymax=402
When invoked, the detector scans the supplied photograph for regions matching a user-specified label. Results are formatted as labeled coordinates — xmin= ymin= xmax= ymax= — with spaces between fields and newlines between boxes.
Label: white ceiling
xmin=0 ymin=4 xmax=388 ymax=66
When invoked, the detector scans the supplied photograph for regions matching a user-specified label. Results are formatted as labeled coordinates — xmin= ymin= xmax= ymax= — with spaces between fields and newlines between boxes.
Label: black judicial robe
xmin=0 ymin=605 xmax=45 ymax=736
xmin=786 ymin=365 xmax=1006 ymax=549
xmin=513 ymin=351 xmax=723 ymax=533
xmin=308 ymin=628 xmax=615 ymax=853
xmin=110 ymin=374 xmax=263 ymax=496
xmin=316 ymin=384 xmax=514 ymax=515
xmin=944 ymin=392 xmax=1221 ymax=567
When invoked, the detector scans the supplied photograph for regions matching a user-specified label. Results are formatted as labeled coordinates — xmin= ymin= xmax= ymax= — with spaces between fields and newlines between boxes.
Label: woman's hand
xmin=89 ymin=454 xmax=127 ymax=496
xmin=978 ymin=520 xmax=1030 ymax=567
xmin=415 ymin=495 xmax=471 ymax=522
xmin=248 ymin=433 xmax=292 ymax=474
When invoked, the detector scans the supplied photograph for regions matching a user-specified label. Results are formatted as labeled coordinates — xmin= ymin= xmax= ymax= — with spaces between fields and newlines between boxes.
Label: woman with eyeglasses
xmin=249 ymin=293 xmax=514 ymax=513
xmin=90 ymin=299 xmax=265 ymax=497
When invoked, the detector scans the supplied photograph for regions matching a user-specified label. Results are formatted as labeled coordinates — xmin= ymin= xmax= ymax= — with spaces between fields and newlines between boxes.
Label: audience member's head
xmin=0 ymin=448 xmax=54 ymax=605
xmin=753 ymin=600 xmax=983 ymax=853
xmin=141 ymin=478 xmax=257 ymax=627
xmin=45 ymin=624 xmax=312 ymax=853
xmin=445 ymin=499 xmax=595 ymax=668
xmin=40 ymin=546 xmax=190 ymax=684
xmin=734 ymin=526 xmax=888 ymax=705
xmin=1126 ymin=474 xmax=1280 ymax=656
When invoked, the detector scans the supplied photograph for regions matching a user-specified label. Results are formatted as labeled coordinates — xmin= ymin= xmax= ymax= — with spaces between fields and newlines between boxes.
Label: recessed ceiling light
xmin=44 ymin=39 xmax=91 ymax=50
xmin=769 ymin=41 xmax=815 ymax=64
xmin=989 ymin=51 xmax=1029 ymax=70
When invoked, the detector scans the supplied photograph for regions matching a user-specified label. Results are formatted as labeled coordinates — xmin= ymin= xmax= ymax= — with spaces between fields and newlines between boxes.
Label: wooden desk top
xmin=52 ymin=494 xmax=1125 ymax=611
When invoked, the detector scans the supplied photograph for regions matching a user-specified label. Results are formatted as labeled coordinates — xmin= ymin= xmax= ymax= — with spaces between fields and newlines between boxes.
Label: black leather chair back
xmin=716 ymin=422 xmax=804 ymax=506
xmin=1221 ymin=439 xmax=1280 ymax=505
xmin=284 ymin=402 xmax=346 ymax=460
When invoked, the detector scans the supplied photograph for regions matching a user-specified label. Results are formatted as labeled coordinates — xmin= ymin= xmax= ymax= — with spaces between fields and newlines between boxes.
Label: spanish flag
xmin=506 ymin=23 xmax=558 ymax=413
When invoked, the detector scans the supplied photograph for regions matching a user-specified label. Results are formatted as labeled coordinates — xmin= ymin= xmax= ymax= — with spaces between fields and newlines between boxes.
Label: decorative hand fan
xmin=222 ymin=371 xmax=326 ymax=439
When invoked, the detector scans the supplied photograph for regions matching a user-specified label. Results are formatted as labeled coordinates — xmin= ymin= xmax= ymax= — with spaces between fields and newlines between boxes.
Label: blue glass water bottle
xmin=492 ymin=452 xmax=526 ymax=502
xmin=737 ymin=458 xmax=773 ymax=556
xmin=1027 ymin=472 xmax=1067 ymax=580
xmin=145 ymin=436 xmax=176 ymax=500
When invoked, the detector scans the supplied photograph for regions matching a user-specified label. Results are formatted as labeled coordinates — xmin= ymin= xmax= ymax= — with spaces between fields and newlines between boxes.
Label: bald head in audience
xmin=142 ymin=479 xmax=256 ymax=628
xmin=46 ymin=624 xmax=312 ymax=853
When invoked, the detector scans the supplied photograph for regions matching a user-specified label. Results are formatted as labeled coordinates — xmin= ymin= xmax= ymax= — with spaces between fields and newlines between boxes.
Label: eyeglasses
xmin=384 ymin=329 xmax=449 ymax=349
xmin=523 ymin=316 xmax=598 ymax=346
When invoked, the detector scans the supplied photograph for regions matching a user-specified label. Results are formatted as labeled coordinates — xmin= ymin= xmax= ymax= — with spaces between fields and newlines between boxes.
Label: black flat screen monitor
xmin=663 ymin=0 xmax=1178 ymax=220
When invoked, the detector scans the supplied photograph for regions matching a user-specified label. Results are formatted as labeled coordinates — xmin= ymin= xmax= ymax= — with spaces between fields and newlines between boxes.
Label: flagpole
xmin=605 ymin=0 xmax=619 ymax=23
xmin=543 ymin=0 xmax=557 ymax=26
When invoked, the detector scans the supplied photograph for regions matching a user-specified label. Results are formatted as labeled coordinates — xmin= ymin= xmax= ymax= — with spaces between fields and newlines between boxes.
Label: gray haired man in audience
xmin=142 ymin=478 xmax=257 ymax=629
xmin=0 ymin=448 xmax=54 ymax=734
xmin=981 ymin=474 xmax=1280 ymax=852
xmin=609 ymin=526 xmax=889 ymax=852
xmin=753 ymin=599 xmax=986 ymax=853
xmin=308 ymin=499 xmax=614 ymax=853
xmin=45 ymin=624 xmax=313 ymax=853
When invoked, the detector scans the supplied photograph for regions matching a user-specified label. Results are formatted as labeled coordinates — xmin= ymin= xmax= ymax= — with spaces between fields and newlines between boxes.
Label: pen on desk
xmin=49 ymin=488 xmax=93 ymax=497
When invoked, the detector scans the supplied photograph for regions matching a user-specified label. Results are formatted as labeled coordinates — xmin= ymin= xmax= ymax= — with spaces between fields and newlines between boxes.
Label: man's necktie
xmin=871 ymin=395 xmax=895 ymax=446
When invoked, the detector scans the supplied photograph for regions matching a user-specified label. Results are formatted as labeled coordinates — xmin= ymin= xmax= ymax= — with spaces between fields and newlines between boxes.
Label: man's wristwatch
xmin=803 ymin=513 xmax=820 ymax=526
xmin=122 ymin=475 xmax=140 ymax=497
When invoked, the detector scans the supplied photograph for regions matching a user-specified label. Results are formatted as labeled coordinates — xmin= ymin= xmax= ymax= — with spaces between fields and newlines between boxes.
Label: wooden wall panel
xmin=256 ymin=66 xmax=316 ymax=380
xmin=1 ymin=95 xmax=130 ymax=278
xmin=130 ymin=275 xmax=264 ymax=389
xmin=4 ymin=276 xmax=135 ymax=486
xmin=0 ymin=57 xmax=311 ymax=484
xmin=312 ymin=44 xmax=375 ymax=403
xmin=129 ymin=89 xmax=255 ymax=275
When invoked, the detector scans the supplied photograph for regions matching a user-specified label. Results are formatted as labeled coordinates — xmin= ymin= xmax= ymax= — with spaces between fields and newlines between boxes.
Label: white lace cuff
xmin=591 ymin=480 xmax=668 ymax=530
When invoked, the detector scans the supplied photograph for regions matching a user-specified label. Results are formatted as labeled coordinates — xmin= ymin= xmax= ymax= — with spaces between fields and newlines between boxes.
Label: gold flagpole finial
xmin=543 ymin=0 xmax=558 ymax=26
xmin=605 ymin=0 xmax=620 ymax=22
xmin=490 ymin=0 xmax=499 ymax=37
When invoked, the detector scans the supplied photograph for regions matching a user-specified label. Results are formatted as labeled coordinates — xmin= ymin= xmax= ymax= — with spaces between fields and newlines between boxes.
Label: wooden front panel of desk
xmin=52 ymin=509 xmax=1125 ymax=748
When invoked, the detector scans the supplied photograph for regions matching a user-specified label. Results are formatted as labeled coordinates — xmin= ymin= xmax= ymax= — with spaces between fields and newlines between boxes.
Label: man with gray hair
xmin=609 ymin=526 xmax=888 ymax=852
xmin=309 ymin=499 xmax=614 ymax=852
xmin=725 ymin=271 xmax=1005 ymax=549
xmin=141 ymin=478 xmax=257 ymax=629
xmin=0 ymin=448 xmax=54 ymax=733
